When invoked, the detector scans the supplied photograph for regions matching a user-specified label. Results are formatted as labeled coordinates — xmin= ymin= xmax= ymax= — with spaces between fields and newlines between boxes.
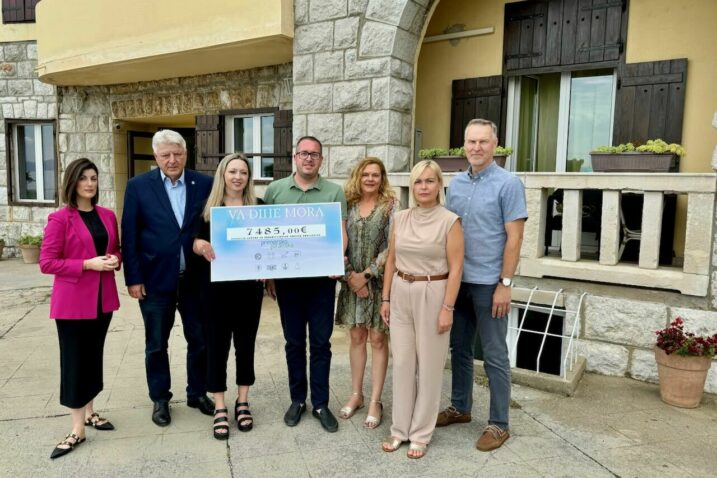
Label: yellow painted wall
xmin=415 ymin=0 xmax=515 ymax=150
xmin=0 ymin=22 xmax=35 ymax=42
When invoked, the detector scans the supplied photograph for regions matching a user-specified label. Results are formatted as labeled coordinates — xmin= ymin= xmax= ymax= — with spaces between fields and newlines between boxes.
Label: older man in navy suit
xmin=122 ymin=129 xmax=213 ymax=426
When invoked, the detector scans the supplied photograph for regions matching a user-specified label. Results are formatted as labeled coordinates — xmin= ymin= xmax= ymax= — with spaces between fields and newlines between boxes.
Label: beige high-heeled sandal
xmin=338 ymin=391 xmax=364 ymax=419
xmin=382 ymin=436 xmax=406 ymax=452
xmin=407 ymin=442 xmax=427 ymax=459
xmin=363 ymin=400 xmax=383 ymax=429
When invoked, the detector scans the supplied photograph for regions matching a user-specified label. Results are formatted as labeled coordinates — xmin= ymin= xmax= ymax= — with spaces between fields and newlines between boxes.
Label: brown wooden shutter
xmin=195 ymin=114 xmax=224 ymax=176
xmin=504 ymin=1 xmax=547 ymax=71
xmin=573 ymin=0 xmax=625 ymax=64
xmin=450 ymin=76 xmax=503 ymax=148
xmin=273 ymin=110 xmax=293 ymax=179
xmin=2 ymin=0 xmax=38 ymax=23
xmin=505 ymin=0 xmax=626 ymax=73
xmin=612 ymin=58 xmax=687 ymax=147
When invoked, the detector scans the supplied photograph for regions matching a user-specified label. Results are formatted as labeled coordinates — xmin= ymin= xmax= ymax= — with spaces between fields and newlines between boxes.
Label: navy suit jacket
xmin=121 ymin=168 xmax=212 ymax=294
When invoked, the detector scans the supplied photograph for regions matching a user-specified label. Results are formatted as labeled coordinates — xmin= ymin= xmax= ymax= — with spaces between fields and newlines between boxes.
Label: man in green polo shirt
xmin=265 ymin=135 xmax=348 ymax=433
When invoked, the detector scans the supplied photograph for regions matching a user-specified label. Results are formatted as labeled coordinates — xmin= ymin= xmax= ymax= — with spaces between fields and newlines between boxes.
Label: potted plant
xmin=654 ymin=317 xmax=716 ymax=408
xmin=418 ymin=146 xmax=513 ymax=172
xmin=0 ymin=237 xmax=5 ymax=260
xmin=18 ymin=234 xmax=43 ymax=264
xmin=590 ymin=139 xmax=685 ymax=172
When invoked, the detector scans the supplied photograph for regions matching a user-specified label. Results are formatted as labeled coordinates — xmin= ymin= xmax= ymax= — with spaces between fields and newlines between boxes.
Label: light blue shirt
xmin=160 ymin=169 xmax=186 ymax=272
xmin=446 ymin=162 xmax=528 ymax=284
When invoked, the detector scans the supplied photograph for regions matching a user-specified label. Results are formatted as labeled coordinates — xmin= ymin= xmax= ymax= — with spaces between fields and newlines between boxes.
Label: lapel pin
xmin=191 ymin=181 xmax=195 ymax=185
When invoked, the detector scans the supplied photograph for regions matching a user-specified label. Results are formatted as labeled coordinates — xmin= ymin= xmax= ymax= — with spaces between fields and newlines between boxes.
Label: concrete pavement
xmin=0 ymin=257 xmax=716 ymax=477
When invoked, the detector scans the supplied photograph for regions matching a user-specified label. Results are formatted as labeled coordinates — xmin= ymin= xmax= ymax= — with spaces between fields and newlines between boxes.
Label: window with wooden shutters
xmin=2 ymin=0 xmax=39 ymax=24
xmin=450 ymin=76 xmax=503 ymax=148
xmin=612 ymin=59 xmax=687 ymax=147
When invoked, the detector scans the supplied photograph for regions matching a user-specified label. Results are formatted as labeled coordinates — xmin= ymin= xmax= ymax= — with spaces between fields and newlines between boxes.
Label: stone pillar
xmin=293 ymin=0 xmax=433 ymax=176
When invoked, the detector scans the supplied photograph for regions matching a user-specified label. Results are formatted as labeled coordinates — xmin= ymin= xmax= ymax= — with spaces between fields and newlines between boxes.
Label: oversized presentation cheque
xmin=210 ymin=202 xmax=344 ymax=281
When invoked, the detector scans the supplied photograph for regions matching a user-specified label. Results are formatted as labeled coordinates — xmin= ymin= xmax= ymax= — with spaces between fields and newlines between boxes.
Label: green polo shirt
xmin=263 ymin=174 xmax=348 ymax=219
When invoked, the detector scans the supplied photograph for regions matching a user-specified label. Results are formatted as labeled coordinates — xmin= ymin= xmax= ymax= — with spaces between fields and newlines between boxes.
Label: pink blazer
xmin=40 ymin=206 xmax=122 ymax=319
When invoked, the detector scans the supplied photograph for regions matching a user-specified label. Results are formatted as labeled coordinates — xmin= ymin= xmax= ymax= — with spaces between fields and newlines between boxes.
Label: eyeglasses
xmin=296 ymin=151 xmax=321 ymax=160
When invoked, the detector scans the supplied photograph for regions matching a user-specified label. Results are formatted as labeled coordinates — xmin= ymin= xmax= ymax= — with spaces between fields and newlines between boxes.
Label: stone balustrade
xmin=386 ymin=172 xmax=717 ymax=297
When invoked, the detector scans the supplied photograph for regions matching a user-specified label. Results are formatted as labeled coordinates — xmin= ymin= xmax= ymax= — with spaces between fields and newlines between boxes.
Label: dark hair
xmin=296 ymin=136 xmax=323 ymax=154
xmin=61 ymin=158 xmax=99 ymax=208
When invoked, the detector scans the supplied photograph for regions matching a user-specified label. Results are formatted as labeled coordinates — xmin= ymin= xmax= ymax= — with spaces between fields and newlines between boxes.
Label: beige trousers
xmin=389 ymin=274 xmax=450 ymax=444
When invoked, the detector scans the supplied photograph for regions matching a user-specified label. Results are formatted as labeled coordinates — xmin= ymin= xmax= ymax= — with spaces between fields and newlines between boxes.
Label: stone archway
xmin=292 ymin=0 xmax=438 ymax=176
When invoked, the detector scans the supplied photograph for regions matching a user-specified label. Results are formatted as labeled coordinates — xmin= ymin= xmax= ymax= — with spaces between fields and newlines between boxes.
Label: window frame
xmin=505 ymin=69 xmax=617 ymax=173
xmin=5 ymin=119 xmax=59 ymax=207
xmin=2 ymin=0 xmax=38 ymax=24
xmin=223 ymin=108 xmax=277 ymax=181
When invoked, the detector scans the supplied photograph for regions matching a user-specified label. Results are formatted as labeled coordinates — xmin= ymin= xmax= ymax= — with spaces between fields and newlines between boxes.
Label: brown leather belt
xmin=397 ymin=270 xmax=449 ymax=282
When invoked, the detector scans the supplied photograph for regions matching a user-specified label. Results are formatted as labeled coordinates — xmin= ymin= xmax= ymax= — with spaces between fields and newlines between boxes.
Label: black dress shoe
xmin=152 ymin=401 xmax=171 ymax=427
xmin=283 ymin=401 xmax=306 ymax=427
xmin=312 ymin=407 xmax=338 ymax=433
xmin=187 ymin=395 xmax=215 ymax=416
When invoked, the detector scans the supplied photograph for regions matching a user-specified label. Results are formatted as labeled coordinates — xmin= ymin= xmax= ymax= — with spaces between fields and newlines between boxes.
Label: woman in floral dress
xmin=335 ymin=157 xmax=398 ymax=429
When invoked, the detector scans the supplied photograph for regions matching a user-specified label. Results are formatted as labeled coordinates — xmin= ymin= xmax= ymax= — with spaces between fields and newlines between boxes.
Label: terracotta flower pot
xmin=19 ymin=245 xmax=40 ymax=264
xmin=654 ymin=346 xmax=712 ymax=408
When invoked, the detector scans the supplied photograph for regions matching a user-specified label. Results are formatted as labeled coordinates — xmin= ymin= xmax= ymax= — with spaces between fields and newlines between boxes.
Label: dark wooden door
xmin=273 ymin=110 xmax=293 ymax=179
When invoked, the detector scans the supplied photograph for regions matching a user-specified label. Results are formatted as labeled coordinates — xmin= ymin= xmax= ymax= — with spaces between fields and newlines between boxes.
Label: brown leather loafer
xmin=436 ymin=405 xmax=472 ymax=427
xmin=476 ymin=424 xmax=510 ymax=451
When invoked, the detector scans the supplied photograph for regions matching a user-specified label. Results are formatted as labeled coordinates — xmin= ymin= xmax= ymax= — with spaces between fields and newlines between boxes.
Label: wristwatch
xmin=499 ymin=277 xmax=513 ymax=287
xmin=364 ymin=271 xmax=372 ymax=280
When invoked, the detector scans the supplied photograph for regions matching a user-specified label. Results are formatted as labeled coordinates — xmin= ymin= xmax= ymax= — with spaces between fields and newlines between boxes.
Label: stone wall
xmin=108 ymin=64 xmax=293 ymax=119
xmin=292 ymin=0 xmax=433 ymax=176
xmin=571 ymin=293 xmax=717 ymax=393
xmin=0 ymin=41 xmax=58 ymax=257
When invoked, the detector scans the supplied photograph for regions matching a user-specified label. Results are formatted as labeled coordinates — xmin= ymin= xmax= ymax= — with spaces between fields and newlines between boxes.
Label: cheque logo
xmin=254 ymin=253 xmax=262 ymax=261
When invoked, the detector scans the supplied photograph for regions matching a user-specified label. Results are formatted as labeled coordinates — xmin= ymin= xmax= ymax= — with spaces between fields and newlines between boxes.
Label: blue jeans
xmin=139 ymin=276 xmax=207 ymax=402
xmin=450 ymin=282 xmax=510 ymax=429
xmin=275 ymin=277 xmax=336 ymax=409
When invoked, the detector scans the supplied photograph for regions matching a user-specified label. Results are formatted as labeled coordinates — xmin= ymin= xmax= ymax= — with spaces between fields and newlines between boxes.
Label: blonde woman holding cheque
xmin=380 ymin=159 xmax=464 ymax=459
xmin=192 ymin=153 xmax=263 ymax=440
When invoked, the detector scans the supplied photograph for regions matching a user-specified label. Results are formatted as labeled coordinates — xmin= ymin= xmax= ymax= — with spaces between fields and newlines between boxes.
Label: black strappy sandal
xmin=235 ymin=400 xmax=254 ymax=432
xmin=213 ymin=408 xmax=229 ymax=440
xmin=85 ymin=412 xmax=115 ymax=430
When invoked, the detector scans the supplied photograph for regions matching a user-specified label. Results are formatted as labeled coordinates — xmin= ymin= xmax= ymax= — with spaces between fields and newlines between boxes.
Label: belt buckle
xmin=404 ymin=272 xmax=415 ymax=283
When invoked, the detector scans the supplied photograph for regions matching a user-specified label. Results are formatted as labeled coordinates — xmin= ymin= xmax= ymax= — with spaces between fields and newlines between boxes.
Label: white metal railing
xmin=387 ymin=172 xmax=716 ymax=297
xmin=507 ymin=288 xmax=587 ymax=379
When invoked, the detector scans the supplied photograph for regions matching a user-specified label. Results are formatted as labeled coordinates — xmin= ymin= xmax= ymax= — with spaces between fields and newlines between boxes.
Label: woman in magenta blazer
xmin=40 ymin=158 xmax=122 ymax=460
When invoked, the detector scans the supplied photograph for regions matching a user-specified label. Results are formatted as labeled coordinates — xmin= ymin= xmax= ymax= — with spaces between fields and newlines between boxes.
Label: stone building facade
xmin=1 ymin=0 xmax=716 ymax=394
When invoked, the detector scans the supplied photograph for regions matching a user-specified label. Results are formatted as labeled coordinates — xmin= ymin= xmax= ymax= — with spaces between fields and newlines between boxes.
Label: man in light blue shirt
xmin=439 ymin=119 xmax=527 ymax=452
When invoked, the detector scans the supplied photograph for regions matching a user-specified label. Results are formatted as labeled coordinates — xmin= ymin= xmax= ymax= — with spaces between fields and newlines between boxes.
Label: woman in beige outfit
xmin=380 ymin=160 xmax=464 ymax=459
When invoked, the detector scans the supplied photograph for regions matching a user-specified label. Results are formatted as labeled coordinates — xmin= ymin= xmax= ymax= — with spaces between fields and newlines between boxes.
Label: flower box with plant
xmin=654 ymin=317 xmax=716 ymax=408
xmin=590 ymin=139 xmax=685 ymax=172
xmin=418 ymin=146 xmax=513 ymax=171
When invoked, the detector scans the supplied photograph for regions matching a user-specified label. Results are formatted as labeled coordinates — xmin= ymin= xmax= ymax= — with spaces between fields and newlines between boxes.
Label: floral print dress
xmin=335 ymin=199 xmax=397 ymax=332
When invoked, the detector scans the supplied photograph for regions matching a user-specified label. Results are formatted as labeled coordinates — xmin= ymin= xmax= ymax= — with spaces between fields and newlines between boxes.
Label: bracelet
xmin=442 ymin=303 xmax=455 ymax=311
xmin=381 ymin=299 xmax=390 ymax=303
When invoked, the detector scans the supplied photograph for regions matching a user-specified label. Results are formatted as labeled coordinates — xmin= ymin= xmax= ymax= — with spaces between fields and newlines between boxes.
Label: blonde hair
xmin=408 ymin=159 xmax=445 ymax=208
xmin=202 ymin=153 xmax=257 ymax=221
xmin=344 ymin=157 xmax=396 ymax=207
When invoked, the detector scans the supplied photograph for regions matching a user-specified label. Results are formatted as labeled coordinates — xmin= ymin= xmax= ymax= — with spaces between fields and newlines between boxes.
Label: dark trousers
xmin=275 ymin=277 xmax=336 ymax=409
xmin=56 ymin=312 xmax=112 ymax=408
xmin=205 ymin=280 xmax=264 ymax=392
xmin=139 ymin=276 xmax=206 ymax=402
